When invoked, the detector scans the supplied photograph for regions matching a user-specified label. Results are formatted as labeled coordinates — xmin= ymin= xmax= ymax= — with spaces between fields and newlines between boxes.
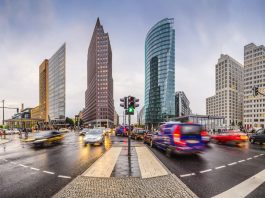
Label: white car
xmin=79 ymin=128 xmax=89 ymax=136
xmin=5 ymin=129 xmax=20 ymax=135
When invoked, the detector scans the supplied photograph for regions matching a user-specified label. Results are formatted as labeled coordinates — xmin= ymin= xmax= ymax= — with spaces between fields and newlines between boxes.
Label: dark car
xmin=143 ymin=131 xmax=158 ymax=145
xmin=131 ymin=129 xmax=147 ymax=140
xmin=151 ymin=122 xmax=206 ymax=157
xmin=249 ymin=128 xmax=265 ymax=144
xmin=115 ymin=125 xmax=132 ymax=136
xmin=25 ymin=131 xmax=64 ymax=147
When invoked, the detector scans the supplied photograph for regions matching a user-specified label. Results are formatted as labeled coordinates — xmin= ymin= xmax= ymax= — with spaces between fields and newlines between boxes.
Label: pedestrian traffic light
xmin=120 ymin=97 xmax=128 ymax=109
xmin=253 ymin=86 xmax=259 ymax=96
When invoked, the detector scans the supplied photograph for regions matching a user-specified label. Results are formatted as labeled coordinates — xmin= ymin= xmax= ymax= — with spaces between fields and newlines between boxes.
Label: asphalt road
xmin=149 ymin=141 xmax=265 ymax=198
xmin=0 ymin=132 xmax=115 ymax=198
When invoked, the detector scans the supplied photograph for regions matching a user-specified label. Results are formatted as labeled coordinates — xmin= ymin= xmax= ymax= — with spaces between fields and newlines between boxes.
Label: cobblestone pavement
xmin=53 ymin=174 xmax=198 ymax=198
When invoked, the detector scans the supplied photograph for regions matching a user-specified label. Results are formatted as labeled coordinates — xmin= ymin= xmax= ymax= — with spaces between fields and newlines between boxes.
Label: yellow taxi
xmin=25 ymin=131 xmax=64 ymax=147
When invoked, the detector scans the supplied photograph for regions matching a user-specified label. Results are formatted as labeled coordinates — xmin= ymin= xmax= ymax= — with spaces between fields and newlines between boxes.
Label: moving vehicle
xmin=201 ymin=130 xmax=211 ymax=145
xmin=59 ymin=128 xmax=70 ymax=133
xmin=83 ymin=129 xmax=105 ymax=145
xmin=4 ymin=128 xmax=20 ymax=135
xmin=151 ymin=122 xmax=206 ymax=156
xmin=249 ymin=128 xmax=265 ymax=144
xmin=211 ymin=130 xmax=248 ymax=145
xmin=25 ymin=131 xmax=64 ymax=147
xmin=79 ymin=128 xmax=89 ymax=136
xmin=115 ymin=126 xmax=129 ymax=136
xmin=131 ymin=128 xmax=146 ymax=140
xmin=143 ymin=131 xmax=158 ymax=145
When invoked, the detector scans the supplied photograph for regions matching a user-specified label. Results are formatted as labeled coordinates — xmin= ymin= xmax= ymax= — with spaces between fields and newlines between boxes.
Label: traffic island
xmin=53 ymin=145 xmax=198 ymax=198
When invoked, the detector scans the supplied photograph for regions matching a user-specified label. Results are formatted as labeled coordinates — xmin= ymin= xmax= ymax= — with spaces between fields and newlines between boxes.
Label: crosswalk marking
xmin=213 ymin=168 xmax=265 ymax=198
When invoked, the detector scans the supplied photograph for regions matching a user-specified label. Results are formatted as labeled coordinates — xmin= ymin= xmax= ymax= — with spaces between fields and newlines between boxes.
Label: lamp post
xmin=2 ymin=100 xmax=4 ymax=126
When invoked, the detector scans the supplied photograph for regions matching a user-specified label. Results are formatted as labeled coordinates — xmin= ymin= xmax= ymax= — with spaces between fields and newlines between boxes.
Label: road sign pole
xmin=128 ymin=114 xmax=131 ymax=156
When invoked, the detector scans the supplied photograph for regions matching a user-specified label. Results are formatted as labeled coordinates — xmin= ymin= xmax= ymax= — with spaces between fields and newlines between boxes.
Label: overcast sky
xmin=1 ymin=0 xmax=265 ymax=123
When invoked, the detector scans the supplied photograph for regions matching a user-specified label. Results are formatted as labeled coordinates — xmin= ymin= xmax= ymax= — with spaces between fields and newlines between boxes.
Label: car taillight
xmin=201 ymin=131 xmax=208 ymax=136
xmin=173 ymin=126 xmax=183 ymax=145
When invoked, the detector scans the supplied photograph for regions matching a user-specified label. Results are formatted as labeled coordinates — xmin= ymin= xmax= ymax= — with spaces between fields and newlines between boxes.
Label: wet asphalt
xmin=1 ymin=133 xmax=265 ymax=198
xmin=149 ymin=141 xmax=265 ymax=198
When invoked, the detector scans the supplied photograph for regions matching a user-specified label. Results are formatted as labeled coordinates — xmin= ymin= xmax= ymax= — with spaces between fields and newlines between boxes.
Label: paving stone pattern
xmin=111 ymin=146 xmax=141 ymax=177
xmin=53 ymin=174 xmax=198 ymax=198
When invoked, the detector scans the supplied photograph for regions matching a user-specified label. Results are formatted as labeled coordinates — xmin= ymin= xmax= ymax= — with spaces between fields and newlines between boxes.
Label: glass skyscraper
xmin=144 ymin=18 xmax=175 ymax=128
xmin=48 ymin=43 xmax=66 ymax=121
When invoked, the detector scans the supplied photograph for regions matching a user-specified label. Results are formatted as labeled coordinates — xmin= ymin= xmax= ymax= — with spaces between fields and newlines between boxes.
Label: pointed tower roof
xmin=96 ymin=17 xmax=101 ymax=26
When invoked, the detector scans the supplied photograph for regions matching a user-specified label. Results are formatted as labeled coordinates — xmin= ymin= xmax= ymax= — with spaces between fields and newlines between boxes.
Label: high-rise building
xmin=83 ymin=18 xmax=114 ymax=127
xmin=206 ymin=54 xmax=243 ymax=127
xmin=114 ymin=110 xmax=119 ymax=126
xmin=39 ymin=59 xmax=49 ymax=121
xmin=175 ymin=91 xmax=192 ymax=117
xmin=243 ymin=43 xmax=265 ymax=129
xmin=48 ymin=43 xmax=66 ymax=121
xmin=144 ymin=18 xmax=175 ymax=128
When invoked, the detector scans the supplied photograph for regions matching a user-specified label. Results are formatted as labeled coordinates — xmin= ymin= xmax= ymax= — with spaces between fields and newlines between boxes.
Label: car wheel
xmin=250 ymin=138 xmax=255 ymax=144
xmin=166 ymin=148 xmax=172 ymax=158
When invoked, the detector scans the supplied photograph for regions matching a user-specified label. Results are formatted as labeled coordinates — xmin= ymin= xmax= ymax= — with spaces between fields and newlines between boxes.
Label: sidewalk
xmin=54 ymin=144 xmax=198 ymax=198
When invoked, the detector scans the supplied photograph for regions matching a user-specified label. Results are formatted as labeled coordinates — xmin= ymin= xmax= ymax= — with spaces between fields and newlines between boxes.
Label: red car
xmin=211 ymin=130 xmax=248 ymax=145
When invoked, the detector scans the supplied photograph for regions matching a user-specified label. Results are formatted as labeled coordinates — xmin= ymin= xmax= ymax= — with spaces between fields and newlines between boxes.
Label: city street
xmin=149 ymin=141 xmax=265 ymax=198
xmin=0 ymin=132 xmax=114 ymax=198
xmin=1 ymin=133 xmax=265 ymax=197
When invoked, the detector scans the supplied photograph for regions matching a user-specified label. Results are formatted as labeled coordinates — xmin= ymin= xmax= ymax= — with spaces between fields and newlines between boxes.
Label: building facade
xmin=243 ymin=43 xmax=265 ymax=129
xmin=114 ymin=110 xmax=119 ymax=126
xmin=175 ymin=91 xmax=192 ymax=117
xmin=206 ymin=54 xmax=243 ymax=128
xmin=83 ymin=18 xmax=114 ymax=127
xmin=39 ymin=59 xmax=49 ymax=121
xmin=48 ymin=43 xmax=66 ymax=121
xmin=144 ymin=18 xmax=175 ymax=129
xmin=138 ymin=106 xmax=145 ymax=125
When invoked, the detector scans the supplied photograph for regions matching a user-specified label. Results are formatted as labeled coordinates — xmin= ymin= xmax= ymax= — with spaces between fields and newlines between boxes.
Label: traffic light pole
xmin=128 ymin=114 xmax=131 ymax=156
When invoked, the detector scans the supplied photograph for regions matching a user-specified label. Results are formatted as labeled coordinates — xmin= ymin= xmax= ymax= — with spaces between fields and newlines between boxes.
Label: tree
xmin=65 ymin=117 xmax=74 ymax=126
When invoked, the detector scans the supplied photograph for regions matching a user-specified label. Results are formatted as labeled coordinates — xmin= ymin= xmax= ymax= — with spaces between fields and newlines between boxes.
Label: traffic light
xmin=120 ymin=97 xmax=128 ymax=109
xmin=128 ymin=96 xmax=135 ymax=114
xmin=16 ymin=108 xmax=19 ymax=113
xmin=253 ymin=86 xmax=259 ymax=96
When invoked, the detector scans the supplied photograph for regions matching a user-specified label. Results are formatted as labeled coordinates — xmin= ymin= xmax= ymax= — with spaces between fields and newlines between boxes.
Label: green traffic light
xmin=128 ymin=107 xmax=134 ymax=113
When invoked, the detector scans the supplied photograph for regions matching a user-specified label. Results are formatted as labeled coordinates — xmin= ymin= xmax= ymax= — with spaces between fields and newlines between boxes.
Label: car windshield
xmin=138 ymin=130 xmax=146 ymax=134
xmin=87 ymin=129 xmax=103 ymax=135
xmin=181 ymin=125 xmax=201 ymax=135
xmin=82 ymin=128 xmax=89 ymax=132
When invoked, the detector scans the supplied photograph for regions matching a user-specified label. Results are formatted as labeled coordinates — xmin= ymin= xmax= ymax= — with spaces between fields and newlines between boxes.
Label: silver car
xmin=83 ymin=129 xmax=105 ymax=145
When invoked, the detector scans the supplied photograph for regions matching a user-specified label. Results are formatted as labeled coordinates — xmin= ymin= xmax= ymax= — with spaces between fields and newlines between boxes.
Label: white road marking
xmin=19 ymin=164 xmax=28 ymax=168
xmin=30 ymin=167 xmax=40 ymax=171
xmin=43 ymin=171 xmax=55 ymax=175
xmin=228 ymin=162 xmax=237 ymax=166
xmin=259 ymin=154 xmax=264 ymax=156
xmin=200 ymin=169 xmax=212 ymax=173
xmin=3 ymin=159 xmax=8 ymax=161
xmin=213 ymin=168 xmax=265 ymax=198
xmin=10 ymin=162 xmax=17 ymax=165
xmin=238 ymin=160 xmax=245 ymax=163
xmin=180 ymin=173 xmax=196 ymax=177
xmin=215 ymin=165 xmax=226 ymax=170
xmin=254 ymin=155 xmax=259 ymax=158
xmin=58 ymin=175 xmax=71 ymax=179
xmin=247 ymin=158 xmax=252 ymax=160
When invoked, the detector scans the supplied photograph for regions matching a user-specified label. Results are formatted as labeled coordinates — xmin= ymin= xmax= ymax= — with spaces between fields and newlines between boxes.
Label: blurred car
xmin=59 ymin=128 xmax=70 ymax=133
xmin=131 ymin=128 xmax=146 ymax=140
xmin=249 ymin=128 xmax=265 ymax=144
xmin=105 ymin=128 xmax=112 ymax=134
xmin=211 ymin=130 xmax=248 ymax=145
xmin=83 ymin=129 xmax=105 ymax=145
xmin=79 ymin=128 xmax=89 ymax=136
xmin=25 ymin=131 xmax=64 ymax=147
xmin=115 ymin=126 xmax=129 ymax=136
xmin=201 ymin=130 xmax=211 ymax=145
xmin=143 ymin=131 xmax=158 ymax=145
xmin=4 ymin=128 xmax=20 ymax=135
xmin=151 ymin=122 xmax=206 ymax=157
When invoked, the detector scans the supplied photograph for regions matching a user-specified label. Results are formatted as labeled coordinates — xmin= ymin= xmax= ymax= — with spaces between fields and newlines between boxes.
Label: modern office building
xmin=243 ymin=43 xmax=265 ymax=129
xmin=83 ymin=18 xmax=114 ymax=127
xmin=39 ymin=59 xmax=49 ymax=122
xmin=144 ymin=18 xmax=175 ymax=129
xmin=206 ymin=54 xmax=243 ymax=128
xmin=48 ymin=43 xmax=66 ymax=122
xmin=114 ymin=110 xmax=119 ymax=126
xmin=138 ymin=106 xmax=145 ymax=125
xmin=175 ymin=91 xmax=192 ymax=117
